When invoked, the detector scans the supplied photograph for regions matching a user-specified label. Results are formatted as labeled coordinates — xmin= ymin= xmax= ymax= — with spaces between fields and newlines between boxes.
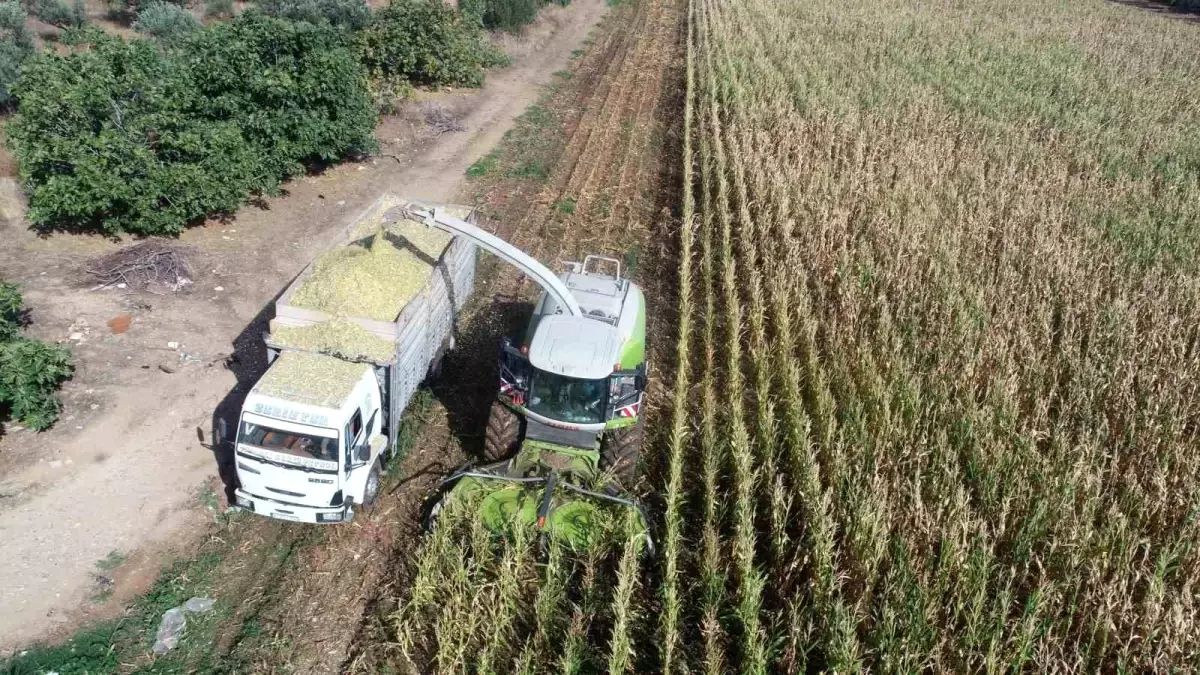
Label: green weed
xmin=96 ymin=549 xmax=127 ymax=572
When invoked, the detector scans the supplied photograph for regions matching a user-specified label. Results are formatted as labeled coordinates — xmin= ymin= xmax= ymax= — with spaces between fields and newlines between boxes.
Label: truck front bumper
xmin=234 ymin=489 xmax=354 ymax=524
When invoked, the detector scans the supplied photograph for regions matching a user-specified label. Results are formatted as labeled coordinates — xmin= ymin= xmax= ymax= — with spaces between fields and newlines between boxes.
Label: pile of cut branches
xmin=87 ymin=241 xmax=194 ymax=291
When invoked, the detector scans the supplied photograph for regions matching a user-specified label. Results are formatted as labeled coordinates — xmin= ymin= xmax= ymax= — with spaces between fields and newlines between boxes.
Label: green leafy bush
xmin=9 ymin=37 xmax=251 ymax=234
xmin=27 ymin=0 xmax=87 ymax=28
xmin=107 ymin=0 xmax=189 ymax=22
xmin=183 ymin=12 xmax=377 ymax=176
xmin=0 ymin=338 xmax=73 ymax=431
xmin=133 ymin=2 xmax=200 ymax=43
xmin=0 ymin=282 xmax=72 ymax=431
xmin=0 ymin=281 xmax=21 ymax=342
xmin=0 ymin=1 xmax=33 ymax=108
xmin=8 ymin=12 xmax=376 ymax=235
xmin=467 ymin=0 xmax=568 ymax=32
xmin=481 ymin=0 xmax=536 ymax=32
xmin=358 ymin=0 xmax=504 ymax=89
xmin=459 ymin=0 xmax=484 ymax=26
xmin=256 ymin=0 xmax=371 ymax=29
xmin=203 ymin=0 xmax=231 ymax=17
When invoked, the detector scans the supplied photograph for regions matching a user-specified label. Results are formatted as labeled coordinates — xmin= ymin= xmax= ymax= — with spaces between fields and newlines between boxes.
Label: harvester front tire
xmin=600 ymin=417 xmax=643 ymax=484
xmin=483 ymin=401 xmax=521 ymax=461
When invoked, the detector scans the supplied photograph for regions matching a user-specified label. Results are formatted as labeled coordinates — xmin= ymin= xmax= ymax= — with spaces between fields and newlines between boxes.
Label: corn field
xmin=385 ymin=0 xmax=1200 ymax=670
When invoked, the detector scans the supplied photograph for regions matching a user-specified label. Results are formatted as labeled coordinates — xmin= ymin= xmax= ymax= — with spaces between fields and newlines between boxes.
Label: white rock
xmin=116 ymin=283 xmax=127 ymax=289
xmin=167 ymin=341 xmax=180 ymax=349
xmin=214 ymin=287 xmax=224 ymax=292
xmin=49 ymin=460 xmax=62 ymax=469
xmin=336 ymin=200 xmax=346 ymax=206
xmin=183 ymin=597 xmax=215 ymax=613
xmin=68 ymin=332 xmax=84 ymax=341
xmin=90 ymin=404 xmax=99 ymax=410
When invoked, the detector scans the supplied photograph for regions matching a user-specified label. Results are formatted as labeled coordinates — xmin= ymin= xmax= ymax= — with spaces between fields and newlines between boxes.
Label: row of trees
xmin=0 ymin=0 xmax=567 ymax=432
xmin=6 ymin=2 xmax=509 ymax=236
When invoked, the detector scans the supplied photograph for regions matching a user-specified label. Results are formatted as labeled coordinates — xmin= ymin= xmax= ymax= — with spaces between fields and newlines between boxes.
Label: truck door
xmin=343 ymin=409 xmax=365 ymax=476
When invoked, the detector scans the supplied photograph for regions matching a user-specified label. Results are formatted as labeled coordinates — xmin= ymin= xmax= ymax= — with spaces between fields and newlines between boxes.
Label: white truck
xmin=227 ymin=197 xmax=477 ymax=523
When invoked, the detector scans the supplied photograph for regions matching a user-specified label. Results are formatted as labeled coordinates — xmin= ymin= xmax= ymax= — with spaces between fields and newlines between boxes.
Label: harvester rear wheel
xmin=600 ymin=417 xmax=643 ymax=484
xmin=483 ymin=401 xmax=521 ymax=461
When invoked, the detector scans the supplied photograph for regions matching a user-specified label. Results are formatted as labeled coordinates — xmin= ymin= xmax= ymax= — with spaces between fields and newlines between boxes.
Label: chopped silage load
xmin=271 ymin=319 xmax=397 ymax=363
xmin=290 ymin=215 xmax=453 ymax=322
xmin=255 ymin=351 xmax=370 ymax=409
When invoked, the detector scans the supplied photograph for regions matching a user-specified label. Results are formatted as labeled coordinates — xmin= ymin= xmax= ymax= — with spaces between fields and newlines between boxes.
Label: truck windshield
xmin=238 ymin=420 xmax=339 ymax=463
xmin=528 ymin=371 xmax=605 ymax=424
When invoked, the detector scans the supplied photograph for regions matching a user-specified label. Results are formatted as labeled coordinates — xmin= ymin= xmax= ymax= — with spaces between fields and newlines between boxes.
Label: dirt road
xmin=0 ymin=0 xmax=609 ymax=652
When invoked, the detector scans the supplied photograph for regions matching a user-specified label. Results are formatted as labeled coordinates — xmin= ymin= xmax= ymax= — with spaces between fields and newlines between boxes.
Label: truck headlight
xmin=235 ymin=494 xmax=254 ymax=510
xmin=317 ymin=511 xmax=344 ymax=523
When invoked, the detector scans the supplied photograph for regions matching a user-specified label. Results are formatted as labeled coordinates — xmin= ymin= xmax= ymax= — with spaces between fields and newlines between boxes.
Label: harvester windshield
xmin=527 ymin=371 xmax=605 ymax=424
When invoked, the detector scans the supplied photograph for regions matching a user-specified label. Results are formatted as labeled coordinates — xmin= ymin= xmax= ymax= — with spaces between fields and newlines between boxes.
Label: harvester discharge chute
xmin=429 ymin=448 xmax=654 ymax=556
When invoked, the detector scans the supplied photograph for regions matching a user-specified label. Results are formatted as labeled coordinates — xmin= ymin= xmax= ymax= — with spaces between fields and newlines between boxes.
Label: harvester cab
xmin=386 ymin=204 xmax=652 ymax=554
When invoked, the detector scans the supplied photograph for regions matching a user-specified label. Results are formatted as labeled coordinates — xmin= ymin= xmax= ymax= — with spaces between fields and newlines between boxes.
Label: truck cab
xmin=232 ymin=351 xmax=388 ymax=523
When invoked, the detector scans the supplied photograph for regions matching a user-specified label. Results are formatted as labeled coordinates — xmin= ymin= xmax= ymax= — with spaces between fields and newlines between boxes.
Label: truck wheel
xmin=362 ymin=463 xmax=382 ymax=508
xmin=483 ymin=401 xmax=521 ymax=461
xmin=600 ymin=417 xmax=643 ymax=485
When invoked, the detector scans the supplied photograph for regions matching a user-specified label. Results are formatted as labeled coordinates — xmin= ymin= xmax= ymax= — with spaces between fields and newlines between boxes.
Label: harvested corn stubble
xmin=271 ymin=319 xmax=397 ymax=363
xmin=290 ymin=220 xmax=452 ymax=322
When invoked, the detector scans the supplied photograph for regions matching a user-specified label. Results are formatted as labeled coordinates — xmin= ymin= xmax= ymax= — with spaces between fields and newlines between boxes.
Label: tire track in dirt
xmin=507 ymin=0 xmax=671 ymax=287
xmin=610 ymin=0 xmax=680 ymax=246
xmin=560 ymin=1 xmax=652 ymax=225
xmin=502 ymin=0 xmax=654 ymax=279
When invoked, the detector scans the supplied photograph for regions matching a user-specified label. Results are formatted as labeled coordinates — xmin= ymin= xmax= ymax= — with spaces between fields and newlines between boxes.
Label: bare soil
xmin=0 ymin=0 xmax=611 ymax=653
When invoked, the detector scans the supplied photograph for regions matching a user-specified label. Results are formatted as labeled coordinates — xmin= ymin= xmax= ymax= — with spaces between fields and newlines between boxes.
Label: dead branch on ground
xmin=86 ymin=241 xmax=194 ymax=292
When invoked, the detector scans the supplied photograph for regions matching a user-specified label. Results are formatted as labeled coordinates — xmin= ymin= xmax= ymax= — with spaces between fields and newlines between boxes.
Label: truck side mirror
xmin=217 ymin=418 xmax=229 ymax=444
xmin=355 ymin=443 xmax=371 ymax=463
